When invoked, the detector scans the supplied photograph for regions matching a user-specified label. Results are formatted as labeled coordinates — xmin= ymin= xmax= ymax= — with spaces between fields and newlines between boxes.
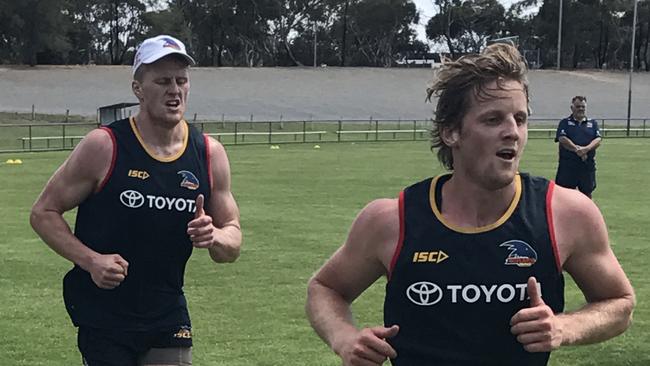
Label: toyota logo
xmin=406 ymin=281 xmax=443 ymax=306
xmin=120 ymin=190 xmax=145 ymax=208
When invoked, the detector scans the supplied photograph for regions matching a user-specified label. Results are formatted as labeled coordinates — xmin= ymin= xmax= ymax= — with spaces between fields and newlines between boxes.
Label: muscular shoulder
xmin=552 ymin=185 xmax=602 ymax=226
xmin=84 ymin=127 xmax=114 ymax=150
xmin=67 ymin=128 xmax=114 ymax=182
xmin=313 ymin=198 xmax=399 ymax=300
xmin=33 ymin=128 xmax=114 ymax=211
xmin=347 ymin=198 xmax=400 ymax=267
xmin=551 ymin=185 xmax=608 ymax=264
xmin=204 ymin=135 xmax=231 ymax=189
xmin=205 ymin=135 xmax=227 ymax=162
xmin=354 ymin=199 xmax=399 ymax=232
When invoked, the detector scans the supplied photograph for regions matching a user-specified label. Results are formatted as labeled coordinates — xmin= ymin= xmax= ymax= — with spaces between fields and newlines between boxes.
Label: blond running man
xmin=31 ymin=35 xmax=242 ymax=365
xmin=306 ymin=44 xmax=634 ymax=366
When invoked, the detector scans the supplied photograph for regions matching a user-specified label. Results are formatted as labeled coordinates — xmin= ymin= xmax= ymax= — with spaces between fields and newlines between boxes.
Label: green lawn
xmin=0 ymin=138 xmax=648 ymax=365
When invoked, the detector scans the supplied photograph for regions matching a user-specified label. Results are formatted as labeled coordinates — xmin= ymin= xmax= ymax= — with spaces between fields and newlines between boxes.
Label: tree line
xmin=0 ymin=0 xmax=648 ymax=70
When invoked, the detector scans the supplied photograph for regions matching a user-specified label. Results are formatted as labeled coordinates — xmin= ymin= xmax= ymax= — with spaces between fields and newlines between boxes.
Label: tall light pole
xmin=556 ymin=0 xmax=563 ymax=70
xmin=313 ymin=22 xmax=318 ymax=68
xmin=626 ymin=0 xmax=638 ymax=136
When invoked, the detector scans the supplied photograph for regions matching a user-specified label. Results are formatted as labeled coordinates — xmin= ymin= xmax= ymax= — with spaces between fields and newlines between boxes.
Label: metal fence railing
xmin=0 ymin=122 xmax=99 ymax=153
xmin=526 ymin=118 xmax=649 ymax=139
xmin=1 ymin=118 xmax=648 ymax=153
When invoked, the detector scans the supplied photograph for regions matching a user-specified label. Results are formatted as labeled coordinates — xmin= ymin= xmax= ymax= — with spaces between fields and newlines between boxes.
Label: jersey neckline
xmin=429 ymin=173 xmax=522 ymax=234
xmin=129 ymin=116 xmax=189 ymax=162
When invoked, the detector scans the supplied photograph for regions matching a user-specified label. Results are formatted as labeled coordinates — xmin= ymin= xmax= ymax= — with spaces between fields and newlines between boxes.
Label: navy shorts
xmin=78 ymin=325 xmax=192 ymax=366
xmin=555 ymin=162 xmax=596 ymax=196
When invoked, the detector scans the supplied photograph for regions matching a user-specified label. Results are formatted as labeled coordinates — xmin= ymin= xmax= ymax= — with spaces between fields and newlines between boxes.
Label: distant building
xmin=97 ymin=102 xmax=139 ymax=125
xmin=487 ymin=36 xmax=519 ymax=48
xmin=396 ymin=53 xmax=444 ymax=68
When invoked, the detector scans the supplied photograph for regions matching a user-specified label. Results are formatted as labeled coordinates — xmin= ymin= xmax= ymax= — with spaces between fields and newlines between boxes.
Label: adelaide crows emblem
xmin=499 ymin=240 xmax=537 ymax=267
xmin=162 ymin=37 xmax=182 ymax=50
xmin=177 ymin=170 xmax=199 ymax=190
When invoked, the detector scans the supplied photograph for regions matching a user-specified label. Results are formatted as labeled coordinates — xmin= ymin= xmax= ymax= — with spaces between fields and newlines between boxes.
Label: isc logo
xmin=412 ymin=251 xmax=449 ymax=264
xmin=128 ymin=169 xmax=150 ymax=180
xmin=173 ymin=328 xmax=192 ymax=339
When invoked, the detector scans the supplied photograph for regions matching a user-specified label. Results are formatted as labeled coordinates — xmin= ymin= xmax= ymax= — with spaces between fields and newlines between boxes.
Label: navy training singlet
xmin=384 ymin=173 xmax=564 ymax=366
xmin=64 ymin=117 xmax=211 ymax=331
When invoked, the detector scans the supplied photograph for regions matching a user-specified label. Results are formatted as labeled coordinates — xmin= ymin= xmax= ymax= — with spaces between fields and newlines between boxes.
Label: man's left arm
xmin=510 ymin=187 xmax=635 ymax=351
xmin=187 ymin=138 xmax=242 ymax=263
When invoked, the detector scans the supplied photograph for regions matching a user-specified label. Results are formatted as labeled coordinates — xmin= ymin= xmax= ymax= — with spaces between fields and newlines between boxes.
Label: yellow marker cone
xmin=6 ymin=159 xmax=15 ymax=164
xmin=14 ymin=159 xmax=22 ymax=164
xmin=313 ymin=145 xmax=321 ymax=149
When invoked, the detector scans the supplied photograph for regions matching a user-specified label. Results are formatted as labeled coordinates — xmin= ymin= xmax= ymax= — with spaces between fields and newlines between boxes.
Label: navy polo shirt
xmin=555 ymin=116 xmax=601 ymax=165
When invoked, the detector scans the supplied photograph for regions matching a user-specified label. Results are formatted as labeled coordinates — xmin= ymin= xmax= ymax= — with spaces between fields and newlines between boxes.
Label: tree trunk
xmin=445 ymin=4 xmax=456 ymax=58
xmin=112 ymin=0 xmax=119 ymax=65
xmin=210 ymin=22 xmax=215 ymax=66
xmin=445 ymin=36 xmax=455 ymax=58
xmin=217 ymin=28 xmax=224 ymax=67
xmin=26 ymin=19 xmax=37 ymax=66
xmin=603 ymin=25 xmax=609 ymax=68
xmin=283 ymin=40 xmax=303 ymax=66
xmin=597 ymin=14 xmax=604 ymax=68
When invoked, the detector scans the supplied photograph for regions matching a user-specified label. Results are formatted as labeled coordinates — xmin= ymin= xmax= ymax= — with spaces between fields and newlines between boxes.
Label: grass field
xmin=0 ymin=138 xmax=648 ymax=365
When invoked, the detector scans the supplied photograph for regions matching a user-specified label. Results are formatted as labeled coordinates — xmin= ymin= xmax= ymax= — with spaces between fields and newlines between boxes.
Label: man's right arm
xmin=30 ymin=129 xmax=129 ymax=289
xmin=557 ymin=136 xmax=580 ymax=153
xmin=556 ymin=119 xmax=587 ymax=158
xmin=306 ymin=198 xmax=400 ymax=365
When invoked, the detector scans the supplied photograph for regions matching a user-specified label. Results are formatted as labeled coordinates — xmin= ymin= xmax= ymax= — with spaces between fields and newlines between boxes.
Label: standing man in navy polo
xmin=555 ymin=96 xmax=602 ymax=198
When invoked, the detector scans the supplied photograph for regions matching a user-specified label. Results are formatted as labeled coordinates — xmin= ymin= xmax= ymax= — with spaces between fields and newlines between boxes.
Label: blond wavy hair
xmin=426 ymin=43 xmax=529 ymax=170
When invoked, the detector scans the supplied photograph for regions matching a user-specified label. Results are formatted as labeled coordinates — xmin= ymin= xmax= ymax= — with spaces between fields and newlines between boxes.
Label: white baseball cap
xmin=132 ymin=35 xmax=196 ymax=76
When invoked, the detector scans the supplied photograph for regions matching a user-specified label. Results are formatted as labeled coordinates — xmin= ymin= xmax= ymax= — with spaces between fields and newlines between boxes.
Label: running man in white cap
xmin=31 ymin=35 xmax=242 ymax=366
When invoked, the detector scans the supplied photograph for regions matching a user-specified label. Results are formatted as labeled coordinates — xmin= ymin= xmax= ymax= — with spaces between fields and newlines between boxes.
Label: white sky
xmin=412 ymin=0 xmax=524 ymax=46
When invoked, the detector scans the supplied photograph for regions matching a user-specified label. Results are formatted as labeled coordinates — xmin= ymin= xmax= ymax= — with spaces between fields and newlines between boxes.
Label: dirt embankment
xmin=1 ymin=66 xmax=648 ymax=123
